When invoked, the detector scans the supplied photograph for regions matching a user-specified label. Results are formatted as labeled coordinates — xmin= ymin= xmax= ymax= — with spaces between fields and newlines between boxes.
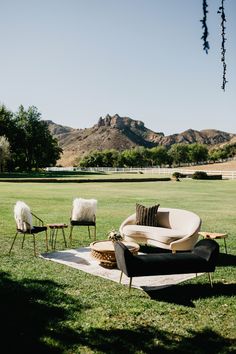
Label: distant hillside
xmin=45 ymin=114 xmax=236 ymax=166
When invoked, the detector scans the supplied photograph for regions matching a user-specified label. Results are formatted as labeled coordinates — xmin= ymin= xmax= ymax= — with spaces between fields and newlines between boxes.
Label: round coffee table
xmin=90 ymin=240 xmax=140 ymax=268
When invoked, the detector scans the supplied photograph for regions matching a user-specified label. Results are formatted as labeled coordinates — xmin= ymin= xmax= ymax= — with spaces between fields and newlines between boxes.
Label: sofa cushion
xmin=136 ymin=203 xmax=160 ymax=227
xmin=122 ymin=224 xmax=186 ymax=245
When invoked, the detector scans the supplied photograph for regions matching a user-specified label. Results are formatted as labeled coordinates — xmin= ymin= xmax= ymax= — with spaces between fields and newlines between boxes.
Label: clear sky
xmin=1 ymin=0 xmax=235 ymax=135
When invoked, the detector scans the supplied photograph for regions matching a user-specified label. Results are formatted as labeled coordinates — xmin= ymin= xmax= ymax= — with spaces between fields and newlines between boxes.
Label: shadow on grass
xmin=70 ymin=327 xmax=234 ymax=354
xmin=0 ymin=271 xmax=234 ymax=353
xmin=0 ymin=271 xmax=86 ymax=353
xmin=147 ymin=282 xmax=236 ymax=307
xmin=217 ymin=252 xmax=236 ymax=266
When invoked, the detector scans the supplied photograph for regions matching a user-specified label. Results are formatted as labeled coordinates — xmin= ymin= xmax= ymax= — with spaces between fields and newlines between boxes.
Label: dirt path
xmin=188 ymin=160 xmax=236 ymax=171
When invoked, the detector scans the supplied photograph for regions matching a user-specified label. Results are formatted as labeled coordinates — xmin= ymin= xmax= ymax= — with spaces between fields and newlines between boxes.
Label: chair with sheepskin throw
xmin=69 ymin=198 xmax=97 ymax=244
xmin=9 ymin=201 xmax=48 ymax=256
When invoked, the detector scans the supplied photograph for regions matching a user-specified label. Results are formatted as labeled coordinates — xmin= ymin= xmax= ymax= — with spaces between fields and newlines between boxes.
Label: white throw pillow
xmin=14 ymin=201 xmax=33 ymax=231
xmin=71 ymin=198 xmax=97 ymax=222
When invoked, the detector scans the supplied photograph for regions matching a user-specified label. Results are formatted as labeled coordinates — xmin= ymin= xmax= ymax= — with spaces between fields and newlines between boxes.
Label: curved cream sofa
xmin=119 ymin=207 xmax=202 ymax=252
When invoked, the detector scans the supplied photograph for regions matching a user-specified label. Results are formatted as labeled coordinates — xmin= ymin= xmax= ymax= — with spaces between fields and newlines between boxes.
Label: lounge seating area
xmin=9 ymin=199 xmax=219 ymax=293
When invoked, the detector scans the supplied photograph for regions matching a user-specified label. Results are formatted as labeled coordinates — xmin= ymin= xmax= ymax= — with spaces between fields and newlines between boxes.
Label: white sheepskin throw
xmin=71 ymin=198 xmax=97 ymax=222
xmin=14 ymin=201 xmax=33 ymax=231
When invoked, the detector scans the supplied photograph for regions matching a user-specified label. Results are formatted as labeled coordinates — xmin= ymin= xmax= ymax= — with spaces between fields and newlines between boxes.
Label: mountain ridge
xmin=45 ymin=114 xmax=236 ymax=166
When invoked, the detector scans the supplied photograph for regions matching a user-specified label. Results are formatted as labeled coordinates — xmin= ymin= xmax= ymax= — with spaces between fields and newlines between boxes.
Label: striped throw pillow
xmin=136 ymin=203 xmax=160 ymax=226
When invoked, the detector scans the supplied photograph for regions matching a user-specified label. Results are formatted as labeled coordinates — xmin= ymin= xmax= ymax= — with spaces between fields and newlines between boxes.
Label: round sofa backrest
xmin=157 ymin=207 xmax=201 ymax=234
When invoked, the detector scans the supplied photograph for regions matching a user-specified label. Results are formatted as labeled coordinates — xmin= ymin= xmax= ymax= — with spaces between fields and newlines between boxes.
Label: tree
xmin=149 ymin=146 xmax=169 ymax=167
xmin=0 ymin=104 xmax=15 ymax=141
xmin=168 ymin=144 xmax=190 ymax=166
xmin=0 ymin=136 xmax=10 ymax=171
xmin=80 ymin=150 xmax=105 ymax=167
xmin=13 ymin=105 xmax=62 ymax=170
xmin=188 ymin=143 xmax=209 ymax=164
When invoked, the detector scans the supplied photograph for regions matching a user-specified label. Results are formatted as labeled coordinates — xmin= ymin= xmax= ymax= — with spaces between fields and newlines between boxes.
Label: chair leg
xmin=94 ymin=225 xmax=96 ymax=240
xmin=224 ymin=238 xmax=228 ymax=254
xmin=88 ymin=226 xmax=91 ymax=239
xmin=32 ymin=234 xmax=37 ymax=257
xmin=119 ymin=271 xmax=123 ymax=284
xmin=45 ymin=230 xmax=49 ymax=251
xmin=9 ymin=232 xmax=18 ymax=255
xmin=128 ymin=277 xmax=133 ymax=292
xmin=208 ymin=273 xmax=213 ymax=288
xmin=22 ymin=233 xmax=26 ymax=249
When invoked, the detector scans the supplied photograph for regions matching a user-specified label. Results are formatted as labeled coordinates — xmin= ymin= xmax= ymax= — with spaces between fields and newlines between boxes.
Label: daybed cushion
xmin=122 ymin=224 xmax=186 ymax=244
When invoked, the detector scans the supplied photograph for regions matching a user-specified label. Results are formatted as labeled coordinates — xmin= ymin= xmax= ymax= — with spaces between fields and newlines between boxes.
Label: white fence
xmin=46 ymin=166 xmax=236 ymax=179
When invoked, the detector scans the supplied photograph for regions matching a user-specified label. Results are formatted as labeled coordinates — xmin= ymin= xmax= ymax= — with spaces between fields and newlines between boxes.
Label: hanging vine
xmin=217 ymin=0 xmax=227 ymax=90
xmin=200 ymin=0 xmax=210 ymax=53
xmin=201 ymin=0 xmax=227 ymax=90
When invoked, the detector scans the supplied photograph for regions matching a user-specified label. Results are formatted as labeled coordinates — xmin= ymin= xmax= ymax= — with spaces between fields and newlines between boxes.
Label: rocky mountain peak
xmin=96 ymin=114 xmax=145 ymax=130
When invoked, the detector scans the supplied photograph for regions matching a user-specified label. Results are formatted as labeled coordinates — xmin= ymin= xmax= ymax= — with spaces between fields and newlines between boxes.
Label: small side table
xmin=199 ymin=231 xmax=228 ymax=253
xmin=47 ymin=223 xmax=68 ymax=250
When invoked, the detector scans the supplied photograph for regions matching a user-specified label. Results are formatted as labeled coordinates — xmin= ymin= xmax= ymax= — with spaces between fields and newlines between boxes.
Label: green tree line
xmin=78 ymin=143 xmax=236 ymax=168
xmin=0 ymin=104 xmax=62 ymax=171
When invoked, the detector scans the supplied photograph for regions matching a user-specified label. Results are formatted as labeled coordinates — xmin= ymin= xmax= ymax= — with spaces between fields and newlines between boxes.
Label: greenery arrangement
xmin=0 ymin=178 xmax=235 ymax=353
xmin=107 ymin=229 xmax=123 ymax=242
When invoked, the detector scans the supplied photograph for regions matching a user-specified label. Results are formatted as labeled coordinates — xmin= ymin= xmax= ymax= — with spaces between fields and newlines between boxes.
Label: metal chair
xmin=69 ymin=198 xmax=97 ymax=244
xmin=9 ymin=201 xmax=48 ymax=256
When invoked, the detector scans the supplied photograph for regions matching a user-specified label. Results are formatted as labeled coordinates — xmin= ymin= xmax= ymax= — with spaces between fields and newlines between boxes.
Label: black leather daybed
xmin=114 ymin=239 xmax=219 ymax=291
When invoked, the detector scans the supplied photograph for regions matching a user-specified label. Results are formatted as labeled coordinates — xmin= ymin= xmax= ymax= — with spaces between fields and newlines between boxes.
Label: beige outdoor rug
xmin=40 ymin=247 xmax=199 ymax=291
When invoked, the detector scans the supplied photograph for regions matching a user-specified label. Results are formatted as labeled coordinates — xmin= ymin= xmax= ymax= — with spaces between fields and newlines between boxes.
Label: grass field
xmin=0 ymin=178 xmax=235 ymax=353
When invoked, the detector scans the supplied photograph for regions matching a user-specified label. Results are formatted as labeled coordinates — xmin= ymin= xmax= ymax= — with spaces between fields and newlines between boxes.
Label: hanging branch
xmin=200 ymin=0 xmax=210 ymax=53
xmin=217 ymin=0 xmax=227 ymax=90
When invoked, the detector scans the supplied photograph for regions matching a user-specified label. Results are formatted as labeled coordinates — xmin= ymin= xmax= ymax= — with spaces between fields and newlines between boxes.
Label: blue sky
xmin=1 ymin=0 xmax=235 ymax=135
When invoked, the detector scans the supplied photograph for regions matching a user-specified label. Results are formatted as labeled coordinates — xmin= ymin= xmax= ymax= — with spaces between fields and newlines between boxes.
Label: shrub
xmin=172 ymin=172 xmax=187 ymax=179
xmin=192 ymin=171 xmax=208 ymax=179
xmin=172 ymin=172 xmax=181 ymax=179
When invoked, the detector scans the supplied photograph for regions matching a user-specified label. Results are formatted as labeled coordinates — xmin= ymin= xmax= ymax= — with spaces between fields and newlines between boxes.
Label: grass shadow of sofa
xmin=119 ymin=207 xmax=202 ymax=252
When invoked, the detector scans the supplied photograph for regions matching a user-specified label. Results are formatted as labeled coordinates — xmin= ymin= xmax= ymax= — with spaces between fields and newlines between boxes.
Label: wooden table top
xmin=47 ymin=223 xmax=68 ymax=229
xmin=199 ymin=231 xmax=227 ymax=239
xmin=90 ymin=240 xmax=140 ymax=252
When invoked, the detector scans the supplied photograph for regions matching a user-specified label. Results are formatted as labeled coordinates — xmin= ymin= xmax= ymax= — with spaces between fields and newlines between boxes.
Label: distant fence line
xmin=46 ymin=166 xmax=236 ymax=180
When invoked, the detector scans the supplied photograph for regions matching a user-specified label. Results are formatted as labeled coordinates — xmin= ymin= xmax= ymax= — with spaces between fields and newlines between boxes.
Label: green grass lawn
xmin=0 ymin=179 xmax=235 ymax=353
